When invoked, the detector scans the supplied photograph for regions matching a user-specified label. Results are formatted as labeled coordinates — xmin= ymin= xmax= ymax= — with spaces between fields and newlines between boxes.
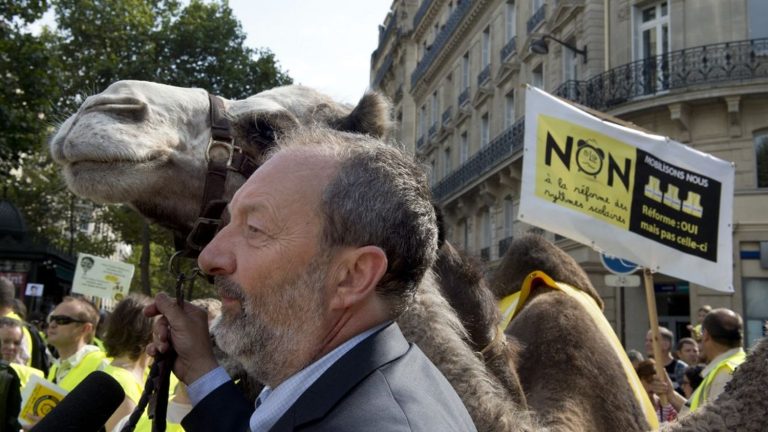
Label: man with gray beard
xmin=146 ymin=127 xmax=476 ymax=432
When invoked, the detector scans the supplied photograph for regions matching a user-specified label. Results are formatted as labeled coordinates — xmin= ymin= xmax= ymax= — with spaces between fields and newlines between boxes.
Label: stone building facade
xmin=370 ymin=0 xmax=768 ymax=351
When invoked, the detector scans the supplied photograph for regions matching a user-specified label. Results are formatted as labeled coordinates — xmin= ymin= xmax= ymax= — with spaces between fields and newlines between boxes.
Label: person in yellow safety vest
xmin=0 ymin=277 xmax=33 ymax=366
xmin=45 ymin=297 xmax=106 ymax=392
xmin=684 ymin=308 xmax=746 ymax=413
xmin=686 ymin=304 xmax=712 ymax=342
xmin=0 ymin=317 xmax=43 ymax=388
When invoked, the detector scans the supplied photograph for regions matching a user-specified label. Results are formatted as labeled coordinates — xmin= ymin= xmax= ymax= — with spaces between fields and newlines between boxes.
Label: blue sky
xmin=230 ymin=0 xmax=393 ymax=104
xmin=32 ymin=1 xmax=394 ymax=105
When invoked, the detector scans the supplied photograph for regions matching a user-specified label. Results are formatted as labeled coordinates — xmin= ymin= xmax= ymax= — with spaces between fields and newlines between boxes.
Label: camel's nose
xmin=80 ymin=93 xmax=148 ymax=121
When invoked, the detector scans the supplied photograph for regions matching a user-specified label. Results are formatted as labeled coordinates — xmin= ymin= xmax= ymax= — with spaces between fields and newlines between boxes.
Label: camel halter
xmin=182 ymin=93 xmax=260 ymax=256
xmin=122 ymin=94 xmax=260 ymax=432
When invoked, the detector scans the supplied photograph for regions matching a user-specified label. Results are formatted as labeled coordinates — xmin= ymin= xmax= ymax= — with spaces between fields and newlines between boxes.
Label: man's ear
xmin=329 ymin=246 xmax=388 ymax=310
xmin=81 ymin=322 xmax=94 ymax=340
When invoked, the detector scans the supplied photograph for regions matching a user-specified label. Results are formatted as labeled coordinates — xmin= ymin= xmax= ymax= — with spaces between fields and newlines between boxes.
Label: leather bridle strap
xmin=183 ymin=94 xmax=259 ymax=256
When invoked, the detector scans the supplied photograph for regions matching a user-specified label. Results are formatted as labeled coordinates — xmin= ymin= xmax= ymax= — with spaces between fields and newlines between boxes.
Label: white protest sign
xmin=519 ymin=86 xmax=734 ymax=292
xmin=72 ymin=253 xmax=134 ymax=301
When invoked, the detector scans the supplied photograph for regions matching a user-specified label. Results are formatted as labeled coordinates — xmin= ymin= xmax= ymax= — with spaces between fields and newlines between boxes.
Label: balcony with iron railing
xmin=552 ymin=38 xmax=768 ymax=111
xmin=458 ymin=87 xmax=470 ymax=107
xmin=417 ymin=135 xmax=425 ymax=150
xmin=372 ymin=53 xmax=393 ymax=89
xmin=412 ymin=0 xmax=473 ymax=88
xmin=394 ymin=85 xmax=403 ymax=103
xmin=442 ymin=107 xmax=453 ymax=126
xmin=527 ymin=4 xmax=546 ymax=34
xmin=477 ymin=64 xmax=491 ymax=86
xmin=429 ymin=123 xmax=438 ymax=138
xmin=379 ymin=15 xmax=397 ymax=46
xmin=501 ymin=36 xmax=517 ymax=62
xmin=433 ymin=118 xmax=525 ymax=201
xmin=413 ymin=0 xmax=434 ymax=29
xmin=432 ymin=38 xmax=768 ymax=203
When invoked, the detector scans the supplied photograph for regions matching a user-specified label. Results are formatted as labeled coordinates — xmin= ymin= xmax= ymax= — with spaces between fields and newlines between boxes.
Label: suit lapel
xmin=270 ymin=323 xmax=409 ymax=431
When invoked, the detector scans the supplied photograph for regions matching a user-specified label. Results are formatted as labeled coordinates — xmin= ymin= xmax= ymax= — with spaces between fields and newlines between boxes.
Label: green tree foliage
xmin=0 ymin=0 xmax=58 ymax=162
xmin=157 ymin=0 xmax=291 ymax=98
xmin=4 ymin=0 xmax=290 ymax=298
xmin=2 ymin=151 xmax=118 ymax=258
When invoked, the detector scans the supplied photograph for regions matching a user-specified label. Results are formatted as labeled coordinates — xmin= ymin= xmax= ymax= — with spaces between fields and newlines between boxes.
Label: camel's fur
xmin=492 ymin=234 xmax=650 ymax=431
xmin=435 ymin=242 xmax=527 ymax=407
xmin=51 ymin=80 xmax=527 ymax=431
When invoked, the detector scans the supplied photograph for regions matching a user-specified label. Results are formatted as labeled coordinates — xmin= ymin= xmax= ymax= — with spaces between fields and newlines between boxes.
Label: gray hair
xmin=272 ymin=127 xmax=439 ymax=317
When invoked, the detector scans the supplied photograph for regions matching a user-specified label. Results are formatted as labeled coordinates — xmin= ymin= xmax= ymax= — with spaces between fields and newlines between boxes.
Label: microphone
xmin=31 ymin=370 xmax=125 ymax=432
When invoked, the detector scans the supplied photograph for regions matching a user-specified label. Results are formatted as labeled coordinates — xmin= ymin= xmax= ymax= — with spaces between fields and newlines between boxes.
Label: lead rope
xmin=120 ymin=255 xmax=199 ymax=432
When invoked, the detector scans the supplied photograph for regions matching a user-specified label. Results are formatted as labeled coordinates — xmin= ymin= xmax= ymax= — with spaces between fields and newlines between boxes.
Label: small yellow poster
xmin=19 ymin=374 xmax=67 ymax=426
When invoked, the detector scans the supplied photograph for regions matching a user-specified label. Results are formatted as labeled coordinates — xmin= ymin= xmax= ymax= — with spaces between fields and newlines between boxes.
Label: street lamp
xmin=530 ymin=34 xmax=587 ymax=63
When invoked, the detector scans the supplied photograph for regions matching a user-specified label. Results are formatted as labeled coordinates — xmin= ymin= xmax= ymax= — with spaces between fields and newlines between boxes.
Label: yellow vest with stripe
xmin=688 ymin=348 xmax=746 ymax=411
xmin=498 ymin=271 xmax=660 ymax=431
xmin=47 ymin=350 xmax=107 ymax=391
xmin=10 ymin=362 xmax=44 ymax=389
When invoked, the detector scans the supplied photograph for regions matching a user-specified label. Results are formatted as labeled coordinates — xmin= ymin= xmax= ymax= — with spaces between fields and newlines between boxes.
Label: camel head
xmin=50 ymin=80 xmax=392 ymax=234
xmin=491 ymin=233 xmax=604 ymax=309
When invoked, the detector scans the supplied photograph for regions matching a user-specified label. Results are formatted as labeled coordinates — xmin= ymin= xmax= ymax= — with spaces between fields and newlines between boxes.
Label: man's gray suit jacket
xmin=181 ymin=322 xmax=477 ymax=431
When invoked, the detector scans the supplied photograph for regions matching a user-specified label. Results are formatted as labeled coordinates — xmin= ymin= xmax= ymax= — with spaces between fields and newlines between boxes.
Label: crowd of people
xmin=0 ymin=275 xmax=226 ymax=431
xmin=0 ymin=127 xmax=757 ymax=431
xmin=630 ymin=305 xmax=747 ymax=425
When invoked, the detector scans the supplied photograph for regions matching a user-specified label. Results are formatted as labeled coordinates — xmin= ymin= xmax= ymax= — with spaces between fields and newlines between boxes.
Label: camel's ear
xmin=333 ymin=92 xmax=393 ymax=139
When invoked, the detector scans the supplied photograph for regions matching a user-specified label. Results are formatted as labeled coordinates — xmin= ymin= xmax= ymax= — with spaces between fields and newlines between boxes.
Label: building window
xmin=636 ymin=1 xmax=669 ymax=60
xmin=461 ymin=52 xmax=470 ymax=90
xmin=482 ymin=26 xmax=491 ymax=67
xmin=563 ymin=37 xmax=579 ymax=81
xmin=431 ymin=91 xmax=439 ymax=127
xmin=418 ymin=105 xmax=426 ymax=138
xmin=444 ymin=147 xmax=452 ymax=177
xmin=460 ymin=131 xmax=469 ymax=163
xmin=756 ymin=130 xmax=768 ymax=188
xmin=430 ymin=159 xmax=437 ymax=185
xmin=744 ymin=278 xmax=768 ymax=348
xmin=635 ymin=1 xmax=670 ymax=92
xmin=461 ymin=218 xmax=470 ymax=250
xmin=480 ymin=207 xmax=492 ymax=254
xmin=749 ymin=0 xmax=768 ymax=39
xmin=505 ymin=91 xmax=515 ymax=128
xmin=480 ymin=113 xmax=490 ymax=148
xmin=503 ymin=196 xmax=517 ymax=238
xmin=506 ymin=2 xmax=516 ymax=41
xmin=532 ymin=63 xmax=544 ymax=89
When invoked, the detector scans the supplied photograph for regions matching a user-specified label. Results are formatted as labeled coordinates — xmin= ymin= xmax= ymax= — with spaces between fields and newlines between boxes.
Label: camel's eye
xmin=250 ymin=118 xmax=276 ymax=145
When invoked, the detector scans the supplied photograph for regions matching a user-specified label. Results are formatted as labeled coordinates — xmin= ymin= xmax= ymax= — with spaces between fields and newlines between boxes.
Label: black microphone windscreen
xmin=31 ymin=370 xmax=125 ymax=432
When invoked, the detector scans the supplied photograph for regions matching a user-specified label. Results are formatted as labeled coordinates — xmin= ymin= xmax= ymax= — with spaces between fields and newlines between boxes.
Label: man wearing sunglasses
xmin=45 ymin=297 xmax=106 ymax=391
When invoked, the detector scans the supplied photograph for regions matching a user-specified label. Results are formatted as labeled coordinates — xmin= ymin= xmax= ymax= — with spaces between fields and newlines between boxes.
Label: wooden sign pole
xmin=642 ymin=267 xmax=668 ymax=405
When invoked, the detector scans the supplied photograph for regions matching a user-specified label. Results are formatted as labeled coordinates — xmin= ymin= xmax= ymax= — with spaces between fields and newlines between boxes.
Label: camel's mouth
xmin=64 ymin=154 xmax=167 ymax=174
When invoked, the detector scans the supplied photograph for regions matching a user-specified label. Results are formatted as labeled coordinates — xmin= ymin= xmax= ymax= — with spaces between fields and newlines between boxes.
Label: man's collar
xmin=270 ymin=322 xmax=408 ymax=432
xmin=252 ymin=322 xmax=391 ymax=432
xmin=58 ymin=344 xmax=100 ymax=366
xmin=701 ymin=346 xmax=744 ymax=376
